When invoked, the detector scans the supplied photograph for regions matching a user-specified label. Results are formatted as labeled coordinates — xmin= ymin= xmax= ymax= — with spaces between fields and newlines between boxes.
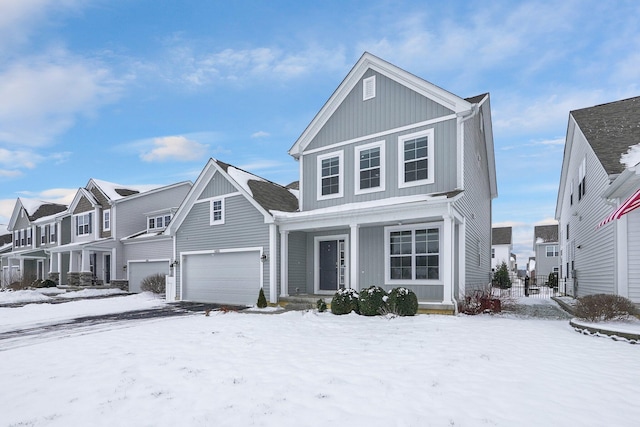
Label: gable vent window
xmin=363 ymin=76 xmax=376 ymax=101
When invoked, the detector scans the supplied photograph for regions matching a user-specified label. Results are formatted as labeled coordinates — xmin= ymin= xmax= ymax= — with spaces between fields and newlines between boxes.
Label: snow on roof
xmin=19 ymin=198 xmax=49 ymax=216
xmin=91 ymin=179 xmax=162 ymax=201
xmin=226 ymin=166 xmax=266 ymax=197
xmin=621 ymin=143 xmax=640 ymax=168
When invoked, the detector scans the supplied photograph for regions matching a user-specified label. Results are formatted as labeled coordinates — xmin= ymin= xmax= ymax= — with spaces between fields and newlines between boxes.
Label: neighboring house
xmin=168 ymin=52 xmax=497 ymax=311
xmin=533 ymin=224 xmax=559 ymax=279
xmin=491 ymin=226 xmax=513 ymax=271
xmin=1 ymin=198 xmax=68 ymax=287
xmin=47 ymin=179 xmax=192 ymax=290
xmin=555 ymin=96 xmax=640 ymax=302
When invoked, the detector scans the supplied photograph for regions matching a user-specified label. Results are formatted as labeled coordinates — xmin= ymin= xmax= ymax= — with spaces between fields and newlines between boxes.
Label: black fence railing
xmin=491 ymin=274 xmax=566 ymax=299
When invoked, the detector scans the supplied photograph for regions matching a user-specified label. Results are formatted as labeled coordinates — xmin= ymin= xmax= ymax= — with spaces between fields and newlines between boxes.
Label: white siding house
xmin=555 ymin=96 xmax=640 ymax=302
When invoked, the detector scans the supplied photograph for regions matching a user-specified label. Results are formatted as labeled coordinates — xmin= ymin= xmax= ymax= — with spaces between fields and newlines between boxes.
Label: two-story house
xmin=167 ymin=53 xmax=497 ymax=312
xmin=1 ymin=198 xmax=68 ymax=287
xmin=491 ymin=226 xmax=513 ymax=272
xmin=533 ymin=224 xmax=559 ymax=280
xmin=47 ymin=178 xmax=192 ymax=289
xmin=555 ymin=96 xmax=640 ymax=302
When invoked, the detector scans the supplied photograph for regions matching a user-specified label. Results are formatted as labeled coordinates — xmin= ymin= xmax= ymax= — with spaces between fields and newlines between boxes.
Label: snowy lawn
xmin=1 ymin=298 xmax=639 ymax=427
xmin=0 ymin=287 xmax=126 ymax=305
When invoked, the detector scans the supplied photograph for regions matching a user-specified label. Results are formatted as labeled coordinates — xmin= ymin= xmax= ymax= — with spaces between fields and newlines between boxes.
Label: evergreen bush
xmin=316 ymin=299 xmax=327 ymax=312
xmin=331 ymin=288 xmax=359 ymax=315
xmin=140 ymin=273 xmax=166 ymax=294
xmin=388 ymin=287 xmax=419 ymax=316
xmin=575 ymin=294 xmax=636 ymax=322
xmin=358 ymin=286 xmax=388 ymax=316
xmin=493 ymin=262 xmax=512 ymax=289
xmin=257 ymin=287 xmax=268 ymax=308
xmin=40 ymin=279 xmax=57 ymax=288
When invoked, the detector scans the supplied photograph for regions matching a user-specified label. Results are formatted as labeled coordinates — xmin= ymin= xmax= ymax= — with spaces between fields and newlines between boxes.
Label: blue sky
xmin=1 ymin=0 xmax=639 ymax=266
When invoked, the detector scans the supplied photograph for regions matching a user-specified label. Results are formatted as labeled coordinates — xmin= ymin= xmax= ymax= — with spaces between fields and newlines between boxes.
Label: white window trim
xmin=210 ymin=198 xmax=225 ymax=226
xmin=354 ymin=140 xmax=385 ymax=195
xmin=75 ymin=212 xmax=92 ymax=236
xmin=50 ymin=223 xmax=56 ymax=243
xmin=103 ymin=209 xmax=111 ymax=232
xmin=40 ymin=225 xmax=47 ymax=245
xmin=363 ymin=75 xmax=376 ymax=101
xmin=398 ymin=128 xmax=435 ymax=188
xmin=384 ymin=222 xmax=443 ymax=285
xmin=316 ymin=150 xmax=344 ymax=200
xmin=546 ymin=245 xmax=558 ymax=257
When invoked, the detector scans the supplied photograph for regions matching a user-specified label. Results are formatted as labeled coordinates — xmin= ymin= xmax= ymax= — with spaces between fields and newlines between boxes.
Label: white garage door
xmin=182 ymin=251 xmax=261 ymax=306
xmin=129 ymin=261 xmax=170 ymax=293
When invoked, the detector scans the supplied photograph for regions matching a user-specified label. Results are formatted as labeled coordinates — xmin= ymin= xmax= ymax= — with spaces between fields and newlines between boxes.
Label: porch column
xmin=442 ymin=215 xmax=455 ymax=306
xmin=50 ymin=252 xmax=59 ymax=273
xmin=616 ymin=214 xmax=629 ymax=297
xmin=350 ymin=224 xmax=359 ymax=292
xmin=111 ymin=248 xmax=117 ymax=282
xmin=280 ymin=230 xmax=289 ymax=298
xmin=69 ymin=251 xmax=77 ymax=272
xmin=81 ymin=249 xmax=91 ymax=272
xmin=269 ymin=224 xmax=277 ymax=304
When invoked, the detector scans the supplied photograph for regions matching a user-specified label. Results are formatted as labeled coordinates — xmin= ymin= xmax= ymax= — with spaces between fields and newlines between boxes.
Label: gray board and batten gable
xmin=571 ymin=96 xmax=640 ymax=175
xmin=299 ymin=68 xmax=460 ymax=209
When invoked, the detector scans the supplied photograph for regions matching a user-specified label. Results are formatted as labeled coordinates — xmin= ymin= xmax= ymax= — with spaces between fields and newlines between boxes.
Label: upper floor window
xmin=76 ymin=213 xmax=92 ymax=236
xmin=570 ymin=180 xmax=574 ymax=206
xmin=148 ymin=213 xmax=172 ymax=231
xmin=578 ymin=157 xmax=586 ymax=201
xmin=491 ymin=248 xmax=495 ymax=258
xmin=363 ymin=76 xmax=376 ymax=101
xmin=317 ymin=151 xmax=343 ymax=200
xmin=546 ymin=245 xmax=559 ymax=257
xmin=40 ymin=225 xmax=47 ymax=245
xmin=50 ymin=223 xmax=57 ymax=243
xmin=210 ymin=199 xmax=225 ymax=225
xmin=355 ymin=141 xmax=385 ymax=194
xmin=385 ymin=224 xmax=441 ymax=283
xmin=103 ymin=210 xmax=111 ymax=231
xmin=398 ymin=129 xmax=435 ymax=188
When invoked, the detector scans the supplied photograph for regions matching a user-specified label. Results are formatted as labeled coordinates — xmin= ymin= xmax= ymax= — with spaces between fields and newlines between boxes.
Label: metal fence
xmin=491 ymin=274 xmax=566 ymax=299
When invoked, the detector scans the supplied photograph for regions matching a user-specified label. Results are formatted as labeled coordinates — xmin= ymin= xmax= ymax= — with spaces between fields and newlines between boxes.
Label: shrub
xmin=257 ymin=288 xmax=268 ymax=308
xmin=358 ymin=286 xmax=388 ymax=316
xmin=459 ymin=287 xmax=503 ymax=315
xmin=492 ymin=262 xmax=512 ymax=289
xmin=316 ymin=299 xmax=327 ymax=312
xmin=331 ymin=288 xmax=359 ymax=315
xmin=547 ymin=272 xmax=558 ymax=288
xmin=140 ymin=273 xmax=166 ymax=294
xmin=575 ymin=294 xmax=637 ymax=322
xmin=388 ymin=287 xmax=419 ymax=316
xmin=40 ymin=279 xmax=57 ymax=288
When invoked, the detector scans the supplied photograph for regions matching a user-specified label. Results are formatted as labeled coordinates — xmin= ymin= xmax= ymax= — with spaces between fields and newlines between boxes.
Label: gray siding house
xmin=169 ymin=53 xmax=497 ymax=311
xmin=555 ymin=96 xmax=640 ymax=302
xmin=1 ymin=199 xmax=68 ymax=287
xmin=533 ymin=224 xmax=559 ymax=279
xmin=47 ymin=178 xmax=192 ymax=290
xmin=491 ymin=226 xmax=513 ymax=272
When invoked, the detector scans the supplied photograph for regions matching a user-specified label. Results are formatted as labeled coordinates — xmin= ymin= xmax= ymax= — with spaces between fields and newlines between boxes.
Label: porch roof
xmin=48 ymin=238 xmax=118 ymax=253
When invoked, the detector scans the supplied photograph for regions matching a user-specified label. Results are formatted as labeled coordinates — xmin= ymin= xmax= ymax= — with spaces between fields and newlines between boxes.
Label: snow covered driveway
xmin=1 ymin=297 xmax=639 ymax=427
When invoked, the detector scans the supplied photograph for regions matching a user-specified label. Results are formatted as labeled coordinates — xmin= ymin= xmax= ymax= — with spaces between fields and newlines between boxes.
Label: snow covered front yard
xmin=1 ymin=295 xmax=639 ymax=426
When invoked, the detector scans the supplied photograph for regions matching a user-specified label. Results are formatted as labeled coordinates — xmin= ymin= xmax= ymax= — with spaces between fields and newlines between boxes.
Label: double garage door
xmin=182 ymin=251 xmax=261 ymax=306
xmin=128 ymin=261 xmax=171 ymax=293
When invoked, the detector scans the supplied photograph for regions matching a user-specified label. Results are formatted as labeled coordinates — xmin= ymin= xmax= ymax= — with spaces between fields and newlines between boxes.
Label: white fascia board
xmin=555 ymin=116 xmax=576 ymax=220
xmin=6 ymin=199 xmax=25 ymax=231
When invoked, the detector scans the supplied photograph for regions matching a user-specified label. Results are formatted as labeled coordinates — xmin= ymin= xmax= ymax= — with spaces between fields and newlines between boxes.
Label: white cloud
xmin=140 ymin=136 xmax=208 ymax=162
xmin=251 ymin=131 xmax=270 ymax=139
xmin=0 ymin=148 xmax=71 ymax=178
xmin=0 ymin=50 xmax=123 ymax=146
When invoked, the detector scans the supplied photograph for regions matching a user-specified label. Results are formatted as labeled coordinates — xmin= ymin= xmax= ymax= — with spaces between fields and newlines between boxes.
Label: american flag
xmin=597 ymin=188 xmax=640 ymax=228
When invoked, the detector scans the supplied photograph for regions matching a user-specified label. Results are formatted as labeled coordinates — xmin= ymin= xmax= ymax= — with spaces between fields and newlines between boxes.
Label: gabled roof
xmin=87 ymin=178 xmax=163 ymax=202
xmin=7 ymin=198 xmax=68 ymax=230
xmin=571 ymin=96 xmax=640 ymax=175
xmin=534 ymin=224 xmax=558 ymax=243
xmin=215 ymin=160 xmax=299 ymax=213
xmin=167 ymin=158 xmax=298 ymax=234
xmin=68 ymin=187 xmax=99 ymax=214
xmin=288 ymin=52 xmax=474 ymax=157
xmin=492 ymin=227 xmax=512 ymax=245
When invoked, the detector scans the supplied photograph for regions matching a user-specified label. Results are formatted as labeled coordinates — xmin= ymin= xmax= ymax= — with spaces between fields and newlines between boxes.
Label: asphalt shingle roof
xmin=29 ymin=203 xmax=68 ymax=221
xmin=492 ymin=227 xmax=512 ymax=245
xmin=571 ymin=96 xmax=640 ymax=175
xmin=534 ymin=224 xmax=558 ymax=243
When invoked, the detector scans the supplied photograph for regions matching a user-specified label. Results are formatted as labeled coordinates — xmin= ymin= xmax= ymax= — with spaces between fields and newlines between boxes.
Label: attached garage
xmin=128 ymin=260 xmax=171 ymax=293
xmin=181 ymin=250 xmax=262 ymax=306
